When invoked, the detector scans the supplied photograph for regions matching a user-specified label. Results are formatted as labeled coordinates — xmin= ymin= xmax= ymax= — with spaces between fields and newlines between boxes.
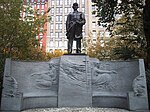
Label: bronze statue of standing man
xmin=66 ymin=3 xmax=86 ymax=54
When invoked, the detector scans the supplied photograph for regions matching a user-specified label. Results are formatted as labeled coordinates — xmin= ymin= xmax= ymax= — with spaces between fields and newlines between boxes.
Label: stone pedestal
xmin=1 ymin=94 xmax=23 ymax=111
xmin=128 ymin=92 xmax=149 ymax=110
xmin=0 ymin=56 xmax=149 ymax=111
xmin=58 ymin=55 xmax=92 ymax=107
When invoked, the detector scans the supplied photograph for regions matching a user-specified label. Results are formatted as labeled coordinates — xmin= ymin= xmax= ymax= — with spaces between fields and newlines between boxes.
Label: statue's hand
xmin=76 ymin=20 xmax=81 ymax=24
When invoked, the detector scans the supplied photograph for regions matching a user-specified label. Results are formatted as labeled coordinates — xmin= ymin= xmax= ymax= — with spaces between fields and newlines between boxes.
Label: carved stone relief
xmin=60 ymin=59 xmax=87 ymax=88
xmin=30 ymin=62 xmax=58 ymax=90
xmin=92 ymin=62 xmax=118 ymax=91
xmin=3 ymin=75 xmax=19 ymax=97
xmin=132 ymin=75 xmax=146 ymax=97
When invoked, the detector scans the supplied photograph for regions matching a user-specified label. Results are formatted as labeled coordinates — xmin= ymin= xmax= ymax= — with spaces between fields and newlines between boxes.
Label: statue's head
xmin=72 ymin=3 xmax=79 ymax=10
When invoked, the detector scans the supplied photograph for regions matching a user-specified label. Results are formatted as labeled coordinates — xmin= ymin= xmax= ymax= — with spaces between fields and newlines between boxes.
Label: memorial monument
xmin=66 ymin=3 xmax=86 ymax=54
xmin=0 ymin=56 xmax=149 ymax=112
xmin=0 ymin=3 xmax=149 ymax=112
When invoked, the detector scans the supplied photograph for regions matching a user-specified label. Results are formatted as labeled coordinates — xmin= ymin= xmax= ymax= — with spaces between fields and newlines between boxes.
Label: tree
xmin=0 ymin=0 xmax=50 ymax=98
xmin=46 ymin=49 xmax=64 ymax=60
xmin=143 ymin=0 xmax=150 ymax=68
xmin=0 ymin=0 xmax=50 ymax=60
xmin=94 ymin=0 xmax=149 ymax=68
xmin=111 ymin=11 xmax=147 ymax=60
xmin=86 ymin=32 xmax=114 ymax=60
xmin=94 ymin=0 xmax=150 ymax=104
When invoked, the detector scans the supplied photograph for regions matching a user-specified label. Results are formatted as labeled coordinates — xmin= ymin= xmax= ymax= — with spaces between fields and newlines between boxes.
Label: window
xmin=51 ymin=0 xmax=54 ymax=6
xmin=56 ymin=41 xmax=58 ymax=47
xmin=65 ymin=0 xmax=69 ymax=5
xmin=41 ymin=4 xmax=45 ymax=9
xmin=56 ymin=16 xmax=62 ymax=22
xmin=55 ymin=32 xmax=62 ymax=38
xmin=56 ymin=0 xmax=59 ymax=5
xmin=60 ymin=0 xmax=63 ymax=5
xmin=55 ymin=41 xmax=62 ymax=47
xmin=82 ymin=0 xmax=85 ymax=5
xmin=37 ymin=4 xmax=40 ymax=9
xmin=65 ymin=7 xmax=71 ymax=13
xmin=65 ymin=41 xmax=67 ymax=47
xmin=56 ymin=8 xmax=63 ymax=14
xmin=50 ymin=32 xmax=54 ymax=37
xmin=51 ymin=24 xmax=54 ymax=29
xmin=51 ymin=16 xmax=54 ymax=22
xmin=56 ymin=32 xmax=59 ymax=37
xmin=56 ymin=24 xmax=62 ymax=30
xmin=56 ymin=0 xmax=63 ymax=5
xmin=56 ymin=16 xmax=59 ymax=21
xmin=65 ymin=16 xmax=67 ymax=21
xmin=82 ymin=8 xmax=84 ymax=12
xmin=59 ymin=41 xmax=62 ymax=47
xmin=51 ymin=8 xmax=54 ymax=14
xmin=56 ymin=24 xmax=59 ymax=29
xmin=92 ymin=5 xmax=96 ymax=11
xmin=93 ymin=32 xmax=96 ymax=37
xmin=59 ymin=24 xmax=62 ymax=29
xmin=60 ymin=8 xmax=63 ymax=13
xmin=50 ymin=41 xmax=53 ymax=47
xmin=92 ymin=22 xmax=96 ymax=28
xmin=65 ymin=8 xmax=67 ymax=13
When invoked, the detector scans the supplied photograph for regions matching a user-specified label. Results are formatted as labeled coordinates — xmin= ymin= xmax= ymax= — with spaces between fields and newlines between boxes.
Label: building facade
xmin=23 ymin=0 xmax=109 ymax=53
xmin=46 ymin=0 xmax=93 ymax=53
xmin=23 ymin=0 xmax=49 ymax=52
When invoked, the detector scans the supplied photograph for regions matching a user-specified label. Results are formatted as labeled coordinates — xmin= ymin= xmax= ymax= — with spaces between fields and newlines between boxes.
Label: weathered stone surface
xmin=0 ymin=56 xmax=149 ymax=111
xmin=58 ymin=55 xmax=92 ymax=107
xmin=127 ymin=59 xmax=149 ymax=110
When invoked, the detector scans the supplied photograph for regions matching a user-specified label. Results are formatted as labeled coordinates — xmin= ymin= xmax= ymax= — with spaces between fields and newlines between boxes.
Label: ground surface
xmin=22 ymin=108 xmax=131 ymax=112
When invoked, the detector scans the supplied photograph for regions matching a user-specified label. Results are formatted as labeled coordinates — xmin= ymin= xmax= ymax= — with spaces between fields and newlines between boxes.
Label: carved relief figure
xmin=92 ymin=62 xmax=118 ymax=91
xmin=30 ymin=62 xmax=57 ymax=89
xmin=60 ymin=59 xmax=87 ymax=87
xmin=3 ymin=75 xmax=19 ymax=97
xmin=133 ymin=75 xmax=146 ymax=96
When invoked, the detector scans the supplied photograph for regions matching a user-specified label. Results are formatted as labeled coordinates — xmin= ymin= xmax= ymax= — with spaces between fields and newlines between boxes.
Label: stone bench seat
xmin=92 ymin=92 xmax=128 ymax=109
xmin=22 ymin=93 xmax=58 ymax=110
xmin=1 ymin=58 xmax=148 ymax=112
xmin=93 ymin=91 xmax=127 ymax=98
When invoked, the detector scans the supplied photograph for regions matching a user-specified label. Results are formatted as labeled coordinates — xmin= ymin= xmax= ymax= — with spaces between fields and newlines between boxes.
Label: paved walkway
xmin=22 ymin=108 xmax=131 ymax=112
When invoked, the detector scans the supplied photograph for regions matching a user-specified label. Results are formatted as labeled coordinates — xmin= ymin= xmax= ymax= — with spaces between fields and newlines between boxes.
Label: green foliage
xmin=94 ymin=0 xmax=118 ymax=24
xmin=94 ymin=0 xmax=144 ymax=26
xmin=93 ymin=0 xmax=147 ymax=60
xmin=86 ymin=33 xmax=113 ymax=60
xmin=46 ymin=49 xmax=64 ymax=60
xmin=0 ymin=0 xmax=50 ymax=60
xmin=0 ymin=0 xmax=50 ymax=96
xmin=111 ymin=11 xmax=147 ymax=60
xmin=87 ymin=9 xmax=146 ymax=60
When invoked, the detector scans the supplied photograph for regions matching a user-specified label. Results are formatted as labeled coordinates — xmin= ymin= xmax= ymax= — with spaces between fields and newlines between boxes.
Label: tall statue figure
xmin=66 ymin=3 xmax=86 ymax=54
